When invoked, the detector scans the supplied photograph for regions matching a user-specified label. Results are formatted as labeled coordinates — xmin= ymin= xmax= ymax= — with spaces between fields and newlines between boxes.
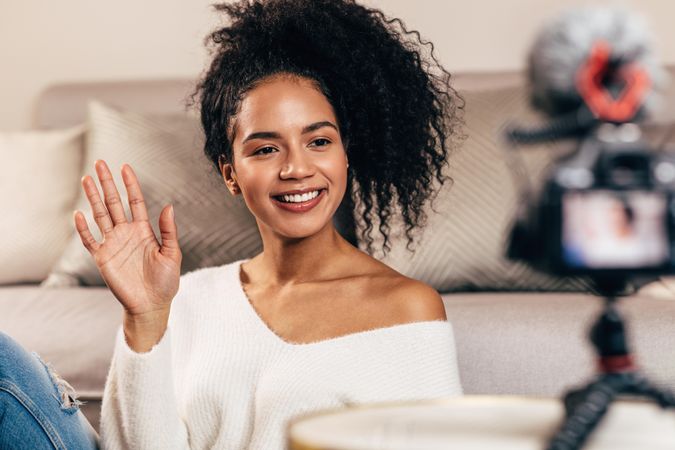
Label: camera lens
xmin=606 ymin=154 xmax=649 ymax=187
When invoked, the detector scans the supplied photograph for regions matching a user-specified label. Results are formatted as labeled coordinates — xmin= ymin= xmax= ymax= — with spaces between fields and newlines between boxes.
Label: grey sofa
xmin=2 ymin=72 xmax=675 ymax=434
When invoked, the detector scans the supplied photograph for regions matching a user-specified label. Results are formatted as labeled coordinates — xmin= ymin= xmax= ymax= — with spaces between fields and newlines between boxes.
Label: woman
xmin=0 ymin=0 xmax=463 ymax=448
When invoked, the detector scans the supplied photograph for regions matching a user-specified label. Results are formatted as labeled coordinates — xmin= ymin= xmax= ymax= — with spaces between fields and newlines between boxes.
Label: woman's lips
xmin=271 ymin=189 xmax=326 ymax=213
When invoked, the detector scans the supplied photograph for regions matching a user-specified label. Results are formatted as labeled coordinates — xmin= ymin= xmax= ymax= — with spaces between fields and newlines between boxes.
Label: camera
xmin=507 ymin=122 xmax=675 ymax=277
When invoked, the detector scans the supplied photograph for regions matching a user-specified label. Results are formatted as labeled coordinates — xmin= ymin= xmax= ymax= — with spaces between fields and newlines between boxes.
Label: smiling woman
xmin=0 ymin=0 xmax=463 ymax=449
xmin=196 ymin=0 xmax=464 ymax=255
xmin=217 ymin=76 xmax=349 ymax=240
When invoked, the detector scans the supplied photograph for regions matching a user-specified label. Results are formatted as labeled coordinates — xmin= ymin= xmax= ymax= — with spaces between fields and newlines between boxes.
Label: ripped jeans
xmin=0 ymin=331 xmax=100 ymax=450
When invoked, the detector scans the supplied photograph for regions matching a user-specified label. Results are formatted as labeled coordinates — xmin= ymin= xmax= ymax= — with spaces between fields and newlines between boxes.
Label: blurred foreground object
xmin=288 ymin=396 xmax=675 ymax=449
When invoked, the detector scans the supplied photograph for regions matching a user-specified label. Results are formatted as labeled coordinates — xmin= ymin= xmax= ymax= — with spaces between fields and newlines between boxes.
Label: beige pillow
xmin=42 ymin=101 xmax=262 ymax=287
xmin=358 ymin=86 xmax=593 ymax=292
xmin=0 ymin=125 xmax=85 ymax=284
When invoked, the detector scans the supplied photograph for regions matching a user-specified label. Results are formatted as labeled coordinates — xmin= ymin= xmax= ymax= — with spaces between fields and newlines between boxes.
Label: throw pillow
xmin=0 ymin=125 xmax=85 ymax=284
xmin=42 ymin=101 xmax=262 ymax=287
xmin=357 ymin=86 xmax=594 ymax=292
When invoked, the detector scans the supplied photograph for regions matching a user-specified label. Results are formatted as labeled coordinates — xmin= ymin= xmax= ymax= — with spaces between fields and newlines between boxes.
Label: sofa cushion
xmin=0 ymin=286 xmax=120 ymax=397
xmin=42 ymin=101 xmax=263 ymax=287
xmin=443 ymin=291 xmax=675 ymax=396
xmin=0 ymin=125 xmax=85 ymax=284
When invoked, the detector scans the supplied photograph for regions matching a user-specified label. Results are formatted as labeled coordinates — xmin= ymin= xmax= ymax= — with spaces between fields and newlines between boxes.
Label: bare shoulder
xmin=355 ymin=256 xmax=446 ymax=323
xmin=384 ymin=276 xmax=447 ymax=322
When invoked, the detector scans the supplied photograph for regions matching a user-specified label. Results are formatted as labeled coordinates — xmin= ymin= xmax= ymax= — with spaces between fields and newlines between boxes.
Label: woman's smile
xmin=271 ymin=188 xmax=327 ymax=213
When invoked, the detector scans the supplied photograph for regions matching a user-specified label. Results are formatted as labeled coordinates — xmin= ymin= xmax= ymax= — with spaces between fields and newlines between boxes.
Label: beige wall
xmin=2 ymin=0 xmax=675 ymax=131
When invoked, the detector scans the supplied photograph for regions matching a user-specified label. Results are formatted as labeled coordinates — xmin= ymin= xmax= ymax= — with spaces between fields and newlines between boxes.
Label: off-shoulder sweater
xmin=99 ymin=259 xmax=463 ymax=450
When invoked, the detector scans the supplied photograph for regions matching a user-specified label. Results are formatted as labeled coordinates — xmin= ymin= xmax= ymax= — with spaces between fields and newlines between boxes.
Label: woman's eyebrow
xmin=241 ymin=121 xmax=338 ymax=144
xmin=302 ymin=121 xmax=338 ymax=134
xmin=241 ymin=131 xmax=279 ymax=144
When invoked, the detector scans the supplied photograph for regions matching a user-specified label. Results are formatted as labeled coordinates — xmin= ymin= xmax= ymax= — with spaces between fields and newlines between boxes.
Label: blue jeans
xmin=0 ymin=331 xmax=100 ymax=449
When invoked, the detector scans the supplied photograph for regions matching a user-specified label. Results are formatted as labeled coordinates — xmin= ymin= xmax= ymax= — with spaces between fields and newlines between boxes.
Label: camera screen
xmin=561 ymin=190 xmax=670 ymax=269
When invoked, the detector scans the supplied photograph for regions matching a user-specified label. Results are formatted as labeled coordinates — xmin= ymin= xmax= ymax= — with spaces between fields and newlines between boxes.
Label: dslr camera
xmin=507 ymin=122 xmax=675 ymax=277
xmin=506 ymin=39 xmax=675 ymax=280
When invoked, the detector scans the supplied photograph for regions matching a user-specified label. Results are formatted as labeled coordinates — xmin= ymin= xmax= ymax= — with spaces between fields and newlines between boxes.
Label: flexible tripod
xmin=546 ymin=277 xmax=675 ymax=450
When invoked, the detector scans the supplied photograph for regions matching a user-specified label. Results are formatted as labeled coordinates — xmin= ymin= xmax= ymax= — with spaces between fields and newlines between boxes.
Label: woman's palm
xmin=74 ymin=160 xmax=181 ymax=316
xmin=95 ymin=219 xmax=177 ymax=315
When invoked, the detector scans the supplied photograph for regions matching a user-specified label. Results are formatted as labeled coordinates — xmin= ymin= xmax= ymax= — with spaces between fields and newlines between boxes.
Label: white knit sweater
xmin=100 ymin=259 xmax=463 ymax=450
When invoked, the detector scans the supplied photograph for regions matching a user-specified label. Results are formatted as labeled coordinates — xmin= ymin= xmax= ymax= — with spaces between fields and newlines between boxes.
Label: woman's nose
xmin=279 ymin=147 xmax=315 ymax=179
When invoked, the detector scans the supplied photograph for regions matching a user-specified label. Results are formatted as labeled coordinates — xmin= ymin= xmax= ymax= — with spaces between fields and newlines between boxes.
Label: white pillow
xmin=0 ymin=125 xmax=85 ymax=284
xmin=42 ymin=101 xmax=262 ymax=287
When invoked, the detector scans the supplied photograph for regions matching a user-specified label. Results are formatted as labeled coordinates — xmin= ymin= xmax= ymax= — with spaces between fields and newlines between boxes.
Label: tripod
xmin=546 ymin=276 xmax=675 ymax=450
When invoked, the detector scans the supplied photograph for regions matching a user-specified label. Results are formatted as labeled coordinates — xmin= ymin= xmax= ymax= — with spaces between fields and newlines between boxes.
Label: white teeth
xmin=280 ymin=190 xmax=320 ymax=203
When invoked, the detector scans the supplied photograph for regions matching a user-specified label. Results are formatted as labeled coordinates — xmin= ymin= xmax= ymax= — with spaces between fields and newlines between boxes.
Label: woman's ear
xmin=219 ymin=155 xmax=240 ymax=196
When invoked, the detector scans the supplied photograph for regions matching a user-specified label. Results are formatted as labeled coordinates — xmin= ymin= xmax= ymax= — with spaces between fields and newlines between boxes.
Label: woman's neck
xmin=252 ymin=223 xmax=355 ymax=286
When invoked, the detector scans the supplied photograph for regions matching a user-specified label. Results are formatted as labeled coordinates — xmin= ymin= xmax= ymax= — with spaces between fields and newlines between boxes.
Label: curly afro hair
xmin=191 ymin=0 xmax=464 ymax=255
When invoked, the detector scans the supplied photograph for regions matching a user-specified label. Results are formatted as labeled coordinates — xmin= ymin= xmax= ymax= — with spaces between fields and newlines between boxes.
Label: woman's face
xmin=220 ymin=75 xmax=348 ymax=240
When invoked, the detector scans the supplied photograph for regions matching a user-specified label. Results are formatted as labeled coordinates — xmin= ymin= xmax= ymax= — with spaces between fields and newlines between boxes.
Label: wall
xmin=2 ymin=0 xmax=675 ymax=131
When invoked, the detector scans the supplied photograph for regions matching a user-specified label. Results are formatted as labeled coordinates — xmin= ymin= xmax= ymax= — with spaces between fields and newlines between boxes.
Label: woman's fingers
xmin=73 ymin=210 xmax=101 ymax=253
xmin=81 ymin=174 xmax=114 ymax=235
xmin=95 ymin=160 xmax=128 ymax=226
xmin=158 ymin=204 xmax=181 ymax=260
xmin=80 ymin=161 xmax=149 ymax=240
xmin=121 ymin=164 xmax=150 ymax=222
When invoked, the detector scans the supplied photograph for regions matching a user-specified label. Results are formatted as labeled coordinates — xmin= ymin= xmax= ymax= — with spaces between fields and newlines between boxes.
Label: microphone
xmin=508 ymin=7 xmax=667 ymax=145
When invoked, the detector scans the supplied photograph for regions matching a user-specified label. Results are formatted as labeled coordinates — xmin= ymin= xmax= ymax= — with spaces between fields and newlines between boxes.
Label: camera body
xmin=508 ymin=123 xmax=675 ymax=277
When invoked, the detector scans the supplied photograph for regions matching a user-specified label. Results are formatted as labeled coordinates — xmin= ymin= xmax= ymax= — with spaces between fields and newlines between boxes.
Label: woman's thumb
xmin=159 ymin=204 xmax=180 ymax=259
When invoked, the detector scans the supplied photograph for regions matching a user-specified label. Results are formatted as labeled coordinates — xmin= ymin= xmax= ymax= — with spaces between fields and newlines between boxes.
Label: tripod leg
xmin=625 ymin=373 xmax=675 ymax=408
xmin=547 ymin=381 xmax=616 ymax=450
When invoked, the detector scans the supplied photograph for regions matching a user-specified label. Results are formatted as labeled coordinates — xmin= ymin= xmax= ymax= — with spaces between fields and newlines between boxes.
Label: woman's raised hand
xmin=74 ymin=160 xmax=182 ymax=322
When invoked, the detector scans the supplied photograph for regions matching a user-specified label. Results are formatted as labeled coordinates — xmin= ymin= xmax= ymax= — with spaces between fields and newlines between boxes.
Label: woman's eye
xmin=311 ymin=138 xmax=331 ymax=147
xmin=253 ymin=146 xmax=277 ymax=156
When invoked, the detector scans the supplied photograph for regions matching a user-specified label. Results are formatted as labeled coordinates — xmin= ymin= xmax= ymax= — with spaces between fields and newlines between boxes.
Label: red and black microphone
xmin=508 ymin=7 xmax=666 ymax=145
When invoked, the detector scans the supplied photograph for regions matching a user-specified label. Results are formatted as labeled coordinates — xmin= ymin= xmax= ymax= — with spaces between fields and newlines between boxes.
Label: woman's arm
xmin=100 ymin=322 xmax=190 ymax=450
xmin=74 ymin=160 xmax=189 ymax=448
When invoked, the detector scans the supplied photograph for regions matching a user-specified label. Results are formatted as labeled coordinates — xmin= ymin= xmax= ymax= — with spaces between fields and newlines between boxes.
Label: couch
xmin=2 ymin=71 xmax=675 ymax=434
